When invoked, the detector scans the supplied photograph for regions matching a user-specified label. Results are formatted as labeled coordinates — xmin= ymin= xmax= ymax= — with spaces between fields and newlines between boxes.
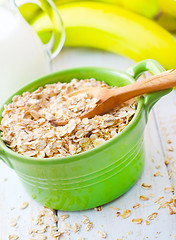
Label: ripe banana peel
xmin=156 ymin=12 xmax=176 ymax=33
xmin=19 ymin=0 xmax=160 ymax=23
xmin=159 ymin=0 xmax=176 ymax=18
xmin=54 ymin=0 xmax=160 ymax=19
xmin=29 ymin=1 xmax=176 ymax=70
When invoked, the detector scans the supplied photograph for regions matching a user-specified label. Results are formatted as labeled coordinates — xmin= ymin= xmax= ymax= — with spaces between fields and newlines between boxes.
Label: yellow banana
xmin=159 ymin=0 xmax=176 ymax=18
xmin=19 ymin=0 xmax=160 ymax=23
xmin=30 ymin=1 xmax=176 ymax=69
xmin=156 ymin=12 xmax=176 ymax=33
xmin=54 ymin=0 xmax=160 ymax=19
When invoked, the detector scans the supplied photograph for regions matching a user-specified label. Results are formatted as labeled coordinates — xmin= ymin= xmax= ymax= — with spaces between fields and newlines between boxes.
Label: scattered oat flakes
xmin=155 ymin=164 xmax=161 ymax=169
xmin=133 ymin=203 xmax=140 ymax=209
xmin=94 ymin=206 xmax=103 ymax=211
xmin=10 ymin=218 xmax=17 ymax=227
xmin=173 ymin=195 xmax=176 ymax=207
xmin=149 ymin=193 xmax=155 ymax=197
xmin=9 ymin=235 xmax=19 ymax=240
xmin=71 ymin=223 xmax=80 ymax=233
xmin=116 ymin=211 xmax=120 ymax=217
xmin=166 ymin=205 xmax=175 ymax=215
xmin=62 ymin=222 xmax=71 ymax=232
xmin=164 ymin=156 xmax=172 ymax=165
xmin=147 ymin=212 xmax=158 ymax=220
xmin=164 ymin=187 xmax=175 ymax=193
xmin=154 ymin=196 xmax=164 ymax=204
xmin=132 ymin=218 xmax=143 ymax=224
xmin=4 ymin=177 xmax=7 ymax=181
xmin=34 ymin=235 xmax=47 ymax=240
xmin=145 ymin=220 xmax=151 ymax=225
xmin=20 ymin=201 xmax=29 ymax=209
xmin=51 ymin=231 xmax=63 ymax=238
xmin=168 ymin=146 xmax=174 ymax=152
xmin=141 ymin=183 xmax=152 ymax=189
xmin=82 ymin=215 xmax=93 ymax=231
xmin=153 ymin=171 xmax=163 ymax=177
xmin=82 ymin=216 xmax=90 ymax=224
xmin=77 ymin=238 xmax=85 ymax=240
xmin=120 ymin=209 xmax=131 ymax=219
xmin=140 ymin=195 xmax=149 ymax=201
xmin=157 ymin=199 xmax=173 ymax=210
xmin=97 ymin=230 xmax=107 ymax=238
xmin=167 ymin=139 xmax=172 ymax=144
xmin=85 ymin=222 xmax=93 ymax=231
xmin=109 ymin=207 xmax=120 ymax=210
xmin=60 ymin=214 xmax=69 ymax=221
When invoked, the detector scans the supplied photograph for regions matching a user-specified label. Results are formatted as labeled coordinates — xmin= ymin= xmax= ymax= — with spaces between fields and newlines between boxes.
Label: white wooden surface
xmin=0 ymin=48 xmax=176 ymax=240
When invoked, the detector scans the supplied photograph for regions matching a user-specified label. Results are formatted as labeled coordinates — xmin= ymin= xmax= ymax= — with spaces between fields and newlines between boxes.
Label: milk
xmin=0 ymin=6 xmax=50 ymax=104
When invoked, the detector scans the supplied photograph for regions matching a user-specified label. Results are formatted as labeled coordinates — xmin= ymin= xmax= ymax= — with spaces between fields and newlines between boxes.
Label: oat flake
xmin=133 ymin=203 xmax=140 ymax=209
xmin=120 ymin=209 xmax=131 ymax=219
xmin=60 ymin=214 xmax=69 ymax=221
xmin=9 ymin=235 xmax=19 ymax=240
xmin=164 ymin=187 xmax=175 ymax=193
xmin=132 ymin=218 xmax=143 ymax=224
xmin=10 ymin=218 xmax=17 ymax=227
xmin=140 ymin=195 xmax=149 ymax=201
xmin=97 ymin=230 xmax=107 ymax=238
xmin=147 ymin=212 xmax=158 ymax=220
xmin=141 ymin=183 xmax=152 ymax=189
xmin=20 ymin=201 xmax=29 ymax=209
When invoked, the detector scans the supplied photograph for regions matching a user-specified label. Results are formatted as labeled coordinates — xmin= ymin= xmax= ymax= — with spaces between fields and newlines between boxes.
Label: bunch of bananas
xmin=19 ymin=0 xmax=176 ymax=69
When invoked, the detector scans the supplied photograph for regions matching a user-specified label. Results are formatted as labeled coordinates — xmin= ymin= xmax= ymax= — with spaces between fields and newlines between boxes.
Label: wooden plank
xmin=153 ymin=91 xmax=176 ymax=188
xmin=0 ymin=160 xmax=43 ymax=239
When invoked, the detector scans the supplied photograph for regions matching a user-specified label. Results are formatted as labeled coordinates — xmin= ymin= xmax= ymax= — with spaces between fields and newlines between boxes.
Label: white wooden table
xmin=0 ymin=48 xmax=176 ymax=240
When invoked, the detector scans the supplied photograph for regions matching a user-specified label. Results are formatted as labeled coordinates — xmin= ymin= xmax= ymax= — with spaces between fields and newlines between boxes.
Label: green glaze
xmin=0 ymin=59 xmax=172 ymax=211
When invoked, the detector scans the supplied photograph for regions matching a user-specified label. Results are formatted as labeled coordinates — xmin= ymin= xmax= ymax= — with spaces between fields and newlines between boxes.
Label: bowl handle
xmin=0 ymin=147 xmax=14 ymax=169
xmin=126 ymin=59 xmax=172 ymax=121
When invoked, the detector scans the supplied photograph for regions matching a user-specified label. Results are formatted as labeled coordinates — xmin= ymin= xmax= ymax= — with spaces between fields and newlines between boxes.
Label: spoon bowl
xmin=53 ymin=69 xmax=176 ymax=126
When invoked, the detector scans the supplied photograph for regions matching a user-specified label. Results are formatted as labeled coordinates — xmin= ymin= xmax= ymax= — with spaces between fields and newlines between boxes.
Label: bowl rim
xmin=0 ymin=66 xmax=145 ymax=164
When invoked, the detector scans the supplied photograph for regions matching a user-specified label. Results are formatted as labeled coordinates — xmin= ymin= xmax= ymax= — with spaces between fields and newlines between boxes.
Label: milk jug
xmin=0 ymin=0 xmax=65 ymax=103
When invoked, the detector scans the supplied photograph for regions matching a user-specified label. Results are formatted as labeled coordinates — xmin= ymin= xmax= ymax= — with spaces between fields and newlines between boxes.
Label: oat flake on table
xmin=0 ymin=78 xmax=136 ymax=158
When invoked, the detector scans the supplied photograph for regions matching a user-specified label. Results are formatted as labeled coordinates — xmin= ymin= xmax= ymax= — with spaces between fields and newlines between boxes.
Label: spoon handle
xmin=112 ymin=69 xmax=176 ymax=102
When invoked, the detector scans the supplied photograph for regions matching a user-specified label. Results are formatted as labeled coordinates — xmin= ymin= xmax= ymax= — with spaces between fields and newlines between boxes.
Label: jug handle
xmin=126 ymin=59 xmax=172 ymax=121
xmin=15 ymin=0 xmax=65 ymax=60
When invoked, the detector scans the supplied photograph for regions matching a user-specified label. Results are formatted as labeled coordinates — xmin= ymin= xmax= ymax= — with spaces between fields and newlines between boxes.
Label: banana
xmin=19 ymin=0 xmax=160 ymax=23
xmin=159 ymin=0 xmax=176 ymax=18
xmin=19 ymin=3 xmax=40 ymax=23
xmin=29 ymin=1 xmax=176 ymax=69
xmin=156 ymin=12 xmax=176 ymax=33
xmin=54 ymin=0 xmax=160 ymax=19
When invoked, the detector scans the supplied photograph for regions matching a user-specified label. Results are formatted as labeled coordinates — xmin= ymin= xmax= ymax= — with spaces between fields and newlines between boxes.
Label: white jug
xmin=0 ymin=0 xmax=65 ymax=103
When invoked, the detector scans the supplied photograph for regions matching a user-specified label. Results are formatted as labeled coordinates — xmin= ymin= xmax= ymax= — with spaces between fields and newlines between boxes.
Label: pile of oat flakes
xmin=0 ymin=78 xmax=136 ymax=158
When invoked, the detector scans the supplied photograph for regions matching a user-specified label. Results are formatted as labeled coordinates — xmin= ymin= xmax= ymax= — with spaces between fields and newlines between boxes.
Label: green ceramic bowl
xmin=0 ymin=59 xmax=172 ymax=211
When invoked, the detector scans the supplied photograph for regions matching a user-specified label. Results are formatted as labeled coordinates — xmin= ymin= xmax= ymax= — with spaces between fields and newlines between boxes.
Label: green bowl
xmin=0 ymin=59 xmax=172 ymax=211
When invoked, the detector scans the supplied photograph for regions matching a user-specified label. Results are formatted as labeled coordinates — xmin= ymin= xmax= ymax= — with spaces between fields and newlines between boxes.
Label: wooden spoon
xmin=52 ymin=69 xmax=176 ymax=126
